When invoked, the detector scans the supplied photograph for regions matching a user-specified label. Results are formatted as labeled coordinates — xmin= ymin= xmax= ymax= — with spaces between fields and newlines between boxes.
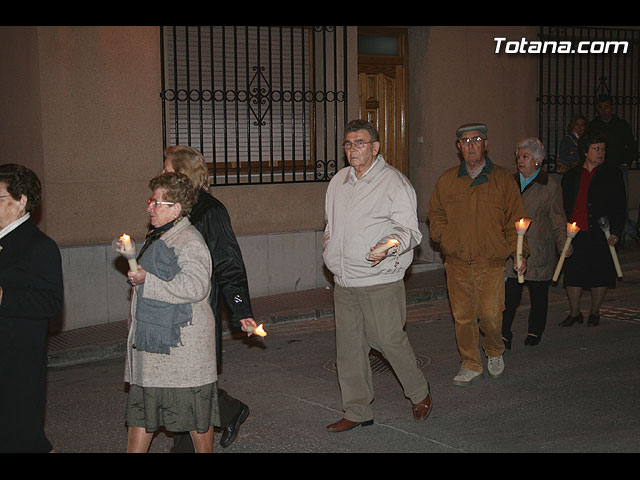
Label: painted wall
xmin=2 ymin=25 xmax=637 ymax=331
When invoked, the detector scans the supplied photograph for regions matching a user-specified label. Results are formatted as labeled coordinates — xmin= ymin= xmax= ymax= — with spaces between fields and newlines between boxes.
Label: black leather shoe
xmin=220 ymin=403 xmax=250 ymax=448
xmin=559 ymin=313 xmax=583 ymax=327
xmin=524 ymin=334 xmax=540 ymax=346
xmin=588 ymin=314 xmax=600 ymax=327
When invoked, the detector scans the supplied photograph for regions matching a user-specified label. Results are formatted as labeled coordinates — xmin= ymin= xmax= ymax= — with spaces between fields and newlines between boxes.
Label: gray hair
xmin=345 ymin=119 xmax=380 ymax=143
xmin=515 ymin=137 xmax=546 ymax=163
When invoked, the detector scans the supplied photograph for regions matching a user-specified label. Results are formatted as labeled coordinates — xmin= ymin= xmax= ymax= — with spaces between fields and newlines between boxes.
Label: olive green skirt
xmin=126 ymin=382 xmax=220 ymax=434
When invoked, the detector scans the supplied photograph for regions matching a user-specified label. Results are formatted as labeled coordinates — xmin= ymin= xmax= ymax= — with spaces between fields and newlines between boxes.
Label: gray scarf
xmin=134 ymin=237 xmax=192 ymax=354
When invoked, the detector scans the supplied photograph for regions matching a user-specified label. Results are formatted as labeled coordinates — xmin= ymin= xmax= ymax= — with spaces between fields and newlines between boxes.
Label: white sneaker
xmin=487 ymin=355 xmax=504 ymax=379
xmin=453 ymin=368 xmax=483 ymax=386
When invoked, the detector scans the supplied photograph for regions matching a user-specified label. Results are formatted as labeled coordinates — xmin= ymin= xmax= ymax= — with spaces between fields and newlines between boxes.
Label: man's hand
xmin=367 ymin=241 xmax=396 ymax=267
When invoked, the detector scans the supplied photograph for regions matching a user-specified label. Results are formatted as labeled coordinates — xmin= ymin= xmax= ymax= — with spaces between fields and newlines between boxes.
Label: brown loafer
xmin=412 ymin=393 xmax=432 ymax=421
xmin=326 ymin=418 xmax=373 ymax=432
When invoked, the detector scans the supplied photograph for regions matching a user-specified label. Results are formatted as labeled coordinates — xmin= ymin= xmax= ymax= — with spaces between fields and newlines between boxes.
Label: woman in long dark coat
xmin=0 ymin=164 xmax=63 ymax=452
xmin=162 ymin=146 xmax=256 ymax=451
xmin=560 ymin=130 xmax=626 ymax=327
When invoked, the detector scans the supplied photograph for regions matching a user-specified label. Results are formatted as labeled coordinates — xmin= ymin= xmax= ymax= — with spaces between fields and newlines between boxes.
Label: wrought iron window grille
xmin=160 ymin=26 xmax=349 ymax=185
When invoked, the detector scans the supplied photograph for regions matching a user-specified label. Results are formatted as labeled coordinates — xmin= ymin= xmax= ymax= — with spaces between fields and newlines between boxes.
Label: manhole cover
xmin=323 ymin=349 xmax=431 ymax=374
xmin=599 ymin=306 xmax=640 ymax=324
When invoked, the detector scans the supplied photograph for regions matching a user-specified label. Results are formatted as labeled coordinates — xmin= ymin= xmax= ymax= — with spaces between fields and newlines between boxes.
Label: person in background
xmin=162 ymin=146 xmax=256 ymax=451
xmin=125 ymin=172 xmax=217 ymax=453
xmin=0 ymin=164 xmax=63 ymax=453
xmin=502 ymin=138 xmax=568 ymax=349
xmin=589 ymin=94 xmax=637 ymax=245
xmin=427 ymin=123 xmax=527 ymax=386
xmin=556 ymin=114 xmax=586 ymax=174
xmin=323 ymin=120 xmax=431 ymax=432
xmin=560 ymin=130 xmax=626 ymax=327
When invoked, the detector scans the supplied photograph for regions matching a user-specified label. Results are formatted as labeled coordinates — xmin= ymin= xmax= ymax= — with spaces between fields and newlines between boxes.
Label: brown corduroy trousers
xmin=444 ymin=260 xmax=506 ymax=373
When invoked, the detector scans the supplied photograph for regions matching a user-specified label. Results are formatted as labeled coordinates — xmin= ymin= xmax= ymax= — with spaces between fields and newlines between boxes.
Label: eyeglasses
xmin=147 ymin=199 xmax=176 ymax=208
xmin=458 ymin=136 xmax=485 ymax=146
xmin=343 ymin=140 xmax=374 ymax=150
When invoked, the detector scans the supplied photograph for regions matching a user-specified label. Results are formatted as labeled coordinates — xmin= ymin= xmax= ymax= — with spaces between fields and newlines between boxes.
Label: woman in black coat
xmin=560 ymin=130 xmax=626 ymax=327
xmin=0 ymin=164 xmax=63 ymax=452
xmin=161 ymin=146 xmax=256 ymax=451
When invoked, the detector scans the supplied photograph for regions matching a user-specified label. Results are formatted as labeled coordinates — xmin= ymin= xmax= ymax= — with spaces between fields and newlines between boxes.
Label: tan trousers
xmin=445 ymin=260 xmax=506 ymax=373
xmin=334 ymin=280 xmax=429 ymax=422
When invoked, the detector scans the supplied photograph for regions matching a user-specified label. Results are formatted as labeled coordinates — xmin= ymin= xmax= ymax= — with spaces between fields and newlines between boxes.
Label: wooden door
xmin=357 ymin=27 xmax=409 ymax=177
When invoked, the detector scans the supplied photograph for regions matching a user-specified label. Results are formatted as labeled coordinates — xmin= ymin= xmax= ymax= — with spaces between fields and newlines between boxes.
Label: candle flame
xmin=121 ymin=233 xmax=130 ymax=242
xmin=389 ymin=239 xmax=399 ymax=246
xmin=254 ymin=324 xmax=267 ymax=337
xmin=515 ymin=217 xmax=531 ymax=233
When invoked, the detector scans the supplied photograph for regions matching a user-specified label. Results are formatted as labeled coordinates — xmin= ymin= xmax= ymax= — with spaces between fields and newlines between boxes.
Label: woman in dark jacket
xmin=162 ymin=146 xmax=256 ymax=451
xmin=0 ymin=164 xmax=63 ymax=452
xmin=560 ymin=130 xmax=626 ymax=327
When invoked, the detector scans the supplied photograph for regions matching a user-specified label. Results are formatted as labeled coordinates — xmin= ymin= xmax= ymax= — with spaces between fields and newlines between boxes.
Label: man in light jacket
xmin=323 ymin=120 xmax=431 ymax=433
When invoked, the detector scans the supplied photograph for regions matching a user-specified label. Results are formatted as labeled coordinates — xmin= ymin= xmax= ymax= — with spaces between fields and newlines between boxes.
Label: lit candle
xmin=117 ymin=233 xmax=138 ymax=271
xmin=552 ymin=222 xmax=580 ymax=282
xmin=597 ymin=217 xmax=623 ymax=278
xmin=242 ymin=323 xmax=267 ymax=337
xmin=366 ymin=238 xmax=400 ymax=260
xmin=515 ymin=217 xmax=532 ymax=283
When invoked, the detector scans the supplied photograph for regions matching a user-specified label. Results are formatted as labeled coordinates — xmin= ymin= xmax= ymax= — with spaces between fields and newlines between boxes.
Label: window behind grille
xmin=160 ymin=26 xmax=349 ymax=185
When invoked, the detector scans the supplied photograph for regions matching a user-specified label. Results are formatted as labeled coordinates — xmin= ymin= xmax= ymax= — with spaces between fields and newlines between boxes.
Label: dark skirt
xmin=563 ymin=229 xmax=617 ymax=288
xmin=126 ymin=382 xmax=220 ymax=434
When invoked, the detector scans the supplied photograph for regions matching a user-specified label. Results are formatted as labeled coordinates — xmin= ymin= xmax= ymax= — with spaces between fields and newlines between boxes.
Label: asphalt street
xmin=42 ymin=264 xmax=640 ymax=453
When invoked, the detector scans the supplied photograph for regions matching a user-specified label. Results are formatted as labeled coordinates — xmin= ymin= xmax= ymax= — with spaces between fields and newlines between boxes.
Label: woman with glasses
xmin=124 ymin=172 xmax=218 ymax=453
xmin=0 ymin=164 xmax=63 ymax=453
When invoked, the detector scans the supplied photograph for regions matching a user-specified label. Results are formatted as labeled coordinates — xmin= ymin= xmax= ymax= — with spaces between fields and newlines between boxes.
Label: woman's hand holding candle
xmin=597 ymin=217 xmax=623 ymax=278
xmin=552 ymin=222 xmax=580 ymax=282
xmin=128 ymin=266 xmax=146 ymax=287
xmin=115 ymin=233 xmax=139 ymax=271
xmin=241 ymin=318 xmax=267 ymax=337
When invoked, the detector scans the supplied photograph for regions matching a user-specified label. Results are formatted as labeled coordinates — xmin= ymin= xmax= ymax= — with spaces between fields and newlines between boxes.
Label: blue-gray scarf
xmin=134 ymin=223 xmax=192 ymax=355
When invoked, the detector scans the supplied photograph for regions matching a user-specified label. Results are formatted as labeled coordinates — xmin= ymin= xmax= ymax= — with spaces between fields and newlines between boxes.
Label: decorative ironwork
xmin=160 ymin=26 xmax=349 ymax=185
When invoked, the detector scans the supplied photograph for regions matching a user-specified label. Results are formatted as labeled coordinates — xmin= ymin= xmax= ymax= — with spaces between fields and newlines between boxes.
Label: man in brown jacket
xmin=427 ymin=123 xmax=527 ymax=386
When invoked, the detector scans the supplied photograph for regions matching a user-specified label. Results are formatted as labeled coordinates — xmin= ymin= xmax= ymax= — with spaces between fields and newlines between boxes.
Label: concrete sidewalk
xmin=46 ymin=242 xmax=640 ymax=369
